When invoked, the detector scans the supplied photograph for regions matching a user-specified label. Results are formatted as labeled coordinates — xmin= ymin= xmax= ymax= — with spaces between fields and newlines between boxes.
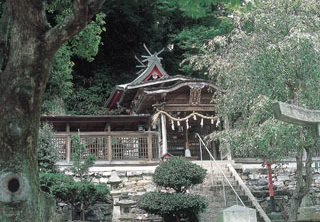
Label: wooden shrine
xmin=42 ymin=46 xmax=225 ymax=164
xmin=106 ymin=46 xmax=224 ymax=161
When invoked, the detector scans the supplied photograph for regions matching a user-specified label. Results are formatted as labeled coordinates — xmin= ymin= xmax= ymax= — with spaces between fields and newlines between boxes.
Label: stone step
xmin=208 ymin=185 xmax=243 ymax=193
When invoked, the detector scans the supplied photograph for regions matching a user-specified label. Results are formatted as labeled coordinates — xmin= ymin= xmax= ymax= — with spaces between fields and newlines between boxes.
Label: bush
xmin=39 ymin=172 xmax=110 ymax=205
xmin=69 ymin=134 xmax=96 ymax=181
xmin=39 ymin=172 xmax=73 ymax=192
xmin=153 ymin=156 xmax=207 ymax=193
xmin=137 ymin=192 xmax=208 ymax=221
xmin=39 ymin=134 xmax=110 ymax=221
xmin=138 ymin=157 xmax=208 ymax=222
xmin=38 ymin=123 xmax=59 ymax=172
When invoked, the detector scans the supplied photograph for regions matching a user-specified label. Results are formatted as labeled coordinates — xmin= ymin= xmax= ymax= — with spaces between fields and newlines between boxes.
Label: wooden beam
xmin=55 ymin=131 xmax=159 ymax=137
xmin=163 ymin=106 xmax=215 ymax=112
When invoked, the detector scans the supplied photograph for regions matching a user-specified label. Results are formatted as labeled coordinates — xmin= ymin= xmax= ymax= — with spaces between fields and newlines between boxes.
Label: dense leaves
xmin=39 ymin=173 xmax=110 ymax=204
xmin=153 ymin=156 xmax=206 ymax=193
xmin=138 ymin=157 xmax=207 ymax=221
xmin=189 ymin=0 xmax=319 ymax=220
xmin=69 ymin=134 xmax=96 ymax=181
xmin=38 ymin=123 xmax=60 ymax=172
xmin=137 ymin=192 xmax=208 ymax=221
xmin=190 ymin=0 xmax=320 ymax=162
xmin=41 ymin=0 xmax=239 ymax=115
xmin=42 ymin=2 xmax=106 ymax=114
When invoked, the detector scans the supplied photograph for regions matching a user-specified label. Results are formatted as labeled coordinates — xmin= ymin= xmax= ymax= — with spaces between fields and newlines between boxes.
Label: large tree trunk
xmin=0 ymin=1 xmax=105 ymax=221
xmin=0 ymin=4 xmax=55 ymax=222
xmin=288 ymin=146 xmax=313 ymax=222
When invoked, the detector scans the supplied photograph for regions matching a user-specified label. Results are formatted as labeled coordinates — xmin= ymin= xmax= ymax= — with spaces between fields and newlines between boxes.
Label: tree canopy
xmin=42 ymin=0 xmax=240 ymax=115
xmin=188 ymin=0 xmax=319 ymax=220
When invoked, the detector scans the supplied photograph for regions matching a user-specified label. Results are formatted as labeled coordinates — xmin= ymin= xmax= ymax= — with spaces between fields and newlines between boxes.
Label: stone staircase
xmin=190 ymin=161 xmax=272 ymax=222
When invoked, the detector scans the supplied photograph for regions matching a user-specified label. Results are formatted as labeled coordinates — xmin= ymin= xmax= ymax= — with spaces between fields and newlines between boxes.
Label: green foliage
xmin=165 ymin=0 xmax=240 ymax=18
xmin=138 ymin=157 xmax=207 ymax=221
xmin=137 ymin=192 xmax=208 ymax=221
xmin=41 ymin=0 xmax=241 ymax=115
xmin=39 ymin=172 xmax=73 ymax=193
xmin=153 ymin=156 xmax=206 ymax=193
xmin=38 ymin=123 xmax=59 ymax=172
xmin=70 ymin=13 xmax=106 ymax=62
xmin=39 ymin=172 xmax=110 ymax=205
xmin=190 ymin=0 xmax=320 ymax=161
xmin=41 ymin=1 xmax=106 ymax=115
xmin=69 ymin=134 xmax=96 ymax=180
xmin=66 ymin=70 xmax=112 ymax=115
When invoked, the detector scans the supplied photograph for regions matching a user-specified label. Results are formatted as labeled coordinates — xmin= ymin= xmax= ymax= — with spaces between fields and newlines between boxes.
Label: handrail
xmin=227 ymin=164 xmax=271 ymax=222
xmin=195 ymin=133 xmax=245 ymax=207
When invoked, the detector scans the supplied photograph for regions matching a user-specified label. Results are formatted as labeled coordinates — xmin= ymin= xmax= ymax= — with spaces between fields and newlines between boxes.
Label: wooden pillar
xmin=147 ymin=127 xmax=153 ymax=161
xmin=104 ymin=122 xmax=110 ymax=132
xmin=107 ymin=123 xmax=112 ymax=163
xmin=224 ymin=117 xmax=232 ymax=160
xmin=66 ymin=123 xmax=71 ymax=163
xmin=185 ymin=121 xmax=189 ymax=151
xmin=161 ymin=113 xmax=167 ymax=155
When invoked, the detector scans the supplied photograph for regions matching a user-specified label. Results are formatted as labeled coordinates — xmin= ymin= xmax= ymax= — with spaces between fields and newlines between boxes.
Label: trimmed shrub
xmin=138 ymin=156 xmax=208 ymax=222
xmin=153 ymin=156 xmax=207 ymax=193
xmin=39 ymin=172 xmax=109 ymax=205
xmin=137 ymin=192 xmax=208 ymax=221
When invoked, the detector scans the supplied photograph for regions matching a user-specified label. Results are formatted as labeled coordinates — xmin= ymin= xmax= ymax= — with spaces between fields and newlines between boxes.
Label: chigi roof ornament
xmin=135 ymin=44 xmax=164 ymax=75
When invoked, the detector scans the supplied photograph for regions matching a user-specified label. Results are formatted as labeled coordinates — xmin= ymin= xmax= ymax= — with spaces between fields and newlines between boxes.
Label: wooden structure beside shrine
xmin=42 ymin=47 xmax=225 ymax=164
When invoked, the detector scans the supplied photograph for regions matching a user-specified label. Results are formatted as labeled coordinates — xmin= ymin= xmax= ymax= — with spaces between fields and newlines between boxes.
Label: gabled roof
xmin=107 ymin=49 xmax=170 ymax=110
xmin=130 ymin=59 xmax=169 ymax=85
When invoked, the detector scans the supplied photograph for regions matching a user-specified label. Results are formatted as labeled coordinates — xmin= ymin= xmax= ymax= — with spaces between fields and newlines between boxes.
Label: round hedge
xmin=137 ymin=192 xmax=208 ymax=221
xmin=153 ymin=156 xmax=207 ymax=192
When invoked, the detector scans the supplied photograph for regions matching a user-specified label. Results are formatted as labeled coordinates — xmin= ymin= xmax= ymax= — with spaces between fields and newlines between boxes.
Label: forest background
xmin=42 ymin=0 xmax=239 ymax=115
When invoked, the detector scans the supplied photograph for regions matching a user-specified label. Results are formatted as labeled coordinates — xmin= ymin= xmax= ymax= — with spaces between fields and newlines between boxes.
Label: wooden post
xmin=184 ymin=120 xmax=189 ymax=157
xmin=66 ymin=123 xmax=71 ymax=163
xmin=147 ymin=127 xmax=153 ymax=161
xmin=267 ymin=163 xmax=276 ymax=213
xmin=224 ymin=117 xmax=232 ymax=160
xmin=161 ymin=113 xmax=167 ymax=155
xmin=107 ymin=124 xmax=112 ymax=163
xmin=108 ymin=136 xmax=112 ymax=163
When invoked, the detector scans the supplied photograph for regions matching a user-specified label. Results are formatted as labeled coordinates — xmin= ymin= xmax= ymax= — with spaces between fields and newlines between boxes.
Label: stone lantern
xmin=115 ymin=192 xmax=137 ymax=222
xmin=107 ymin=170 xmax=122 ymax=189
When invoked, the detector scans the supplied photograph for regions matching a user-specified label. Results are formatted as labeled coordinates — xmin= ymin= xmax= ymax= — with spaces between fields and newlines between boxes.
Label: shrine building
xmin=41 ymin=47 xmax=227 ymax=165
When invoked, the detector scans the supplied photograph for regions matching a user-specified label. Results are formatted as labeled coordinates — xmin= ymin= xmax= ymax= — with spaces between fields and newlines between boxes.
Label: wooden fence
xmin=53 ymin=131 xmax=160 ymax=163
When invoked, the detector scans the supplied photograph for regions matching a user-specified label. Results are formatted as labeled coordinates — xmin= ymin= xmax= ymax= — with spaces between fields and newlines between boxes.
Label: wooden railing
xmin=53 ymin=131 xmax=160 ymax=163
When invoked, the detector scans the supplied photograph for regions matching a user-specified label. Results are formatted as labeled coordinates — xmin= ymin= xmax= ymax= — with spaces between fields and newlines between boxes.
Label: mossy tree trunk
xmin=0 ymin=1 xmax=105 ymax=221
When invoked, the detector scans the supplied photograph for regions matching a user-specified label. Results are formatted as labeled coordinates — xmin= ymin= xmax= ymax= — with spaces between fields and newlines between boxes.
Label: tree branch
xmin=45 ymin=0 xmax=106 ymax=51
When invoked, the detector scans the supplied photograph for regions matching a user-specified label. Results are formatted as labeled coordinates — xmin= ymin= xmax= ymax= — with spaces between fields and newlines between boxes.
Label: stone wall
xmin=53 ymin=196 xmax=113 ymax=222
xmin=87 ymin=166 xmax=158 ymax=222
xmin=236 ymin=163 xmax=320 ymax=220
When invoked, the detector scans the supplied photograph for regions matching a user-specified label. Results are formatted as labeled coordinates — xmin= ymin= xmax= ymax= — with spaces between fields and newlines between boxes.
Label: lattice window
xmin=112 ymin=137 xmax=148 ymax=160
xmin=53 ymin=137 xmax=67 ymax=160
xmin=78 ymin=136 xmax=108 ymax=160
